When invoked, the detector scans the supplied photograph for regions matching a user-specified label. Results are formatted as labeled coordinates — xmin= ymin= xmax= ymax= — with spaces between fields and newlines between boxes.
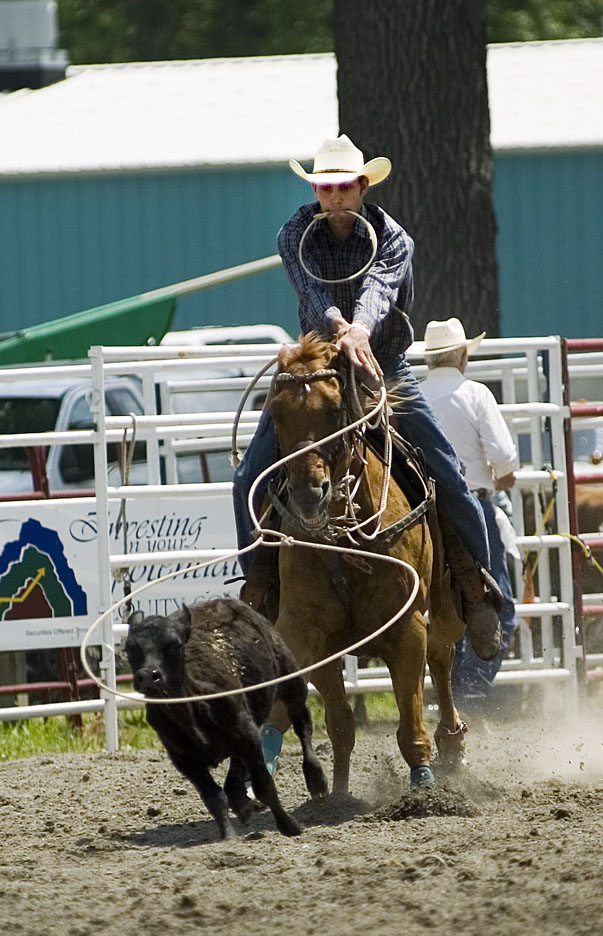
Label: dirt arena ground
xmin=2 ymin=690 xmax=603 ymax=936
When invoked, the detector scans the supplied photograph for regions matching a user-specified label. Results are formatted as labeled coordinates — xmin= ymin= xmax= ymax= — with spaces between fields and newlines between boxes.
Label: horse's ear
xmin=277 ymin=343 xmax=295 ymax=371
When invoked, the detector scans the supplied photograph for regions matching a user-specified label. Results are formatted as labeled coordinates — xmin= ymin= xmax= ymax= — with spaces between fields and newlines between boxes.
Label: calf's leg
xmin=168 ymin=749 xmax=237 ymax=841
xmin=233 ymin=719 xmax=302 ymax=837
xmin=224 ymin=757 xmax=256 ymax=824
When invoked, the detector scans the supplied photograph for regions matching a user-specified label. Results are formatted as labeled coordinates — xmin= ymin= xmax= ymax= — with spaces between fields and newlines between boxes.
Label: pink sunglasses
xmin=314 ymin=181 xmax=358 ymax=194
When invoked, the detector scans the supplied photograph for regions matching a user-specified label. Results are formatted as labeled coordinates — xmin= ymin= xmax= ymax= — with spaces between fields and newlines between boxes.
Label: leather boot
xmin=239 ymin=542 xmax=280 ymax=622
xmin=441 ymin=531 xmax=503 ymax=661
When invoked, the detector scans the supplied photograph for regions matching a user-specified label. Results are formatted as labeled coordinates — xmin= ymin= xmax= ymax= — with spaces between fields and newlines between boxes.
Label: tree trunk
xmin=334 ymin=0 xmax=499 ymax=339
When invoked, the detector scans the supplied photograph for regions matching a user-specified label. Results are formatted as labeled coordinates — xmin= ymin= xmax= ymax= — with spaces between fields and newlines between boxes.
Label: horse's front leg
xmin=308 ymin=658 xmax=355 ymax=794
xmin=382 ymin=611 xmax=433 ymax=787
xmin=264 ymin=604 xmax=329 ymax=738
xmin=275 ymin=548 xmax=354 ymax=794
xmin=270 ymin=614 xmax=355 ymax=794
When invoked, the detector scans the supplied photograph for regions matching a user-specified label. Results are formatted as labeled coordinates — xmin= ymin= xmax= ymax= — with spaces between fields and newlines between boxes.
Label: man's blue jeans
xmin=452 ymin=495 xmax=517 ymax=701
xmin=232 ymin=353 xmax=490 ymax=575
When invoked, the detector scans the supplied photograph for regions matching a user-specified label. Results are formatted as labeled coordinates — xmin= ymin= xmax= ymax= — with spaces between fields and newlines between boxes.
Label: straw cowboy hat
xmin=289 ymin=134 xmax=392 ymax=187
xmin=419 ymin=318 xmax=485 ymax=356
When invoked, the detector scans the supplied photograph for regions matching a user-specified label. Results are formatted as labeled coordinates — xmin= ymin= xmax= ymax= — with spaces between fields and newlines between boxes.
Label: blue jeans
xmin=452 ymin=496 xmax=517 ymax=701
xmin=233 ymin=353 xmax=490 ymax=575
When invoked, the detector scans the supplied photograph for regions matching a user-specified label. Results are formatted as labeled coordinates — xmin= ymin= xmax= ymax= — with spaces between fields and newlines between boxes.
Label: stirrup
xmin=463 ymin=601 xmax=501 ymax=661
xmin=478 ymin=564 xmax=505 ymax=614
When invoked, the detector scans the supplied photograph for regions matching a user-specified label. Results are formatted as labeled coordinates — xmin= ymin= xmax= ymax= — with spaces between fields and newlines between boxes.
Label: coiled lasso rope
xmin=298 ymin=210 xmax=378 ymax=284
xmin=247 ymin=380 xmax=393 ymax=541
xmin=231 ymin=210 xmax=378 ymax=467
xmin=79 ymin=379 xmax=421 ymax=706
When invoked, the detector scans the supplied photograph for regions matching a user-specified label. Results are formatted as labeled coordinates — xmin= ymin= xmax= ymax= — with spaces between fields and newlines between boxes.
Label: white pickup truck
xmin=0 ymin=375 xmax=146 ymax=495
xmin=0 ymin=324 xmax=292 ymax=496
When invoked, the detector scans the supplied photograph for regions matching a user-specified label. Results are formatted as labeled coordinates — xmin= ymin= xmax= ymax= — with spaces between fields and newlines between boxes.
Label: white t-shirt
xmin=421 ymin=366 xmax=517 ymax=493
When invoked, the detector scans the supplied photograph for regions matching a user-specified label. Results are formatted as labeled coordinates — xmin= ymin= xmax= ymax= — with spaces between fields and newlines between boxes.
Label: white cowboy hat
xmin=289 ymin=134 xmax=392 ymax=187
xmin=419 ymin=318 xmax=485 ymax=356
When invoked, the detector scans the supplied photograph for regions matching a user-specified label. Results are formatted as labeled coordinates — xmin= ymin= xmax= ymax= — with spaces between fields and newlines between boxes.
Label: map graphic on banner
xmin=0 ymin=518 xmax=88 ymax=622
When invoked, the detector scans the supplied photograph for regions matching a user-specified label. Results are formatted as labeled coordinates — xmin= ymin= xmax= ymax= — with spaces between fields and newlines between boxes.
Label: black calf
xmin=125 ymin=598 xmax=327 ymax=840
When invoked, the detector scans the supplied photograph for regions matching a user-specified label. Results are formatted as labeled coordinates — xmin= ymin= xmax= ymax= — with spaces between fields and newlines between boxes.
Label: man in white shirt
xmin=419 ymin=318 xmax=518 ymax=709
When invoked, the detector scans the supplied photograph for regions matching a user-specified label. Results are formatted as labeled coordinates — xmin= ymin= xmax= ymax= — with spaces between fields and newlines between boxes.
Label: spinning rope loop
xmin=298 ymin=210 xmax=378 ymax=284
xmin=230 ymin=354 xmax=279 ymax=469
xmin=80 ymin=373 xmax=420 ymax=706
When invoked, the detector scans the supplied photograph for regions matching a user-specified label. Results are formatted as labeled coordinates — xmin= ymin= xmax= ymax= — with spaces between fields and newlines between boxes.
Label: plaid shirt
xmin=277 ymin=201 xmax=415 ymax=366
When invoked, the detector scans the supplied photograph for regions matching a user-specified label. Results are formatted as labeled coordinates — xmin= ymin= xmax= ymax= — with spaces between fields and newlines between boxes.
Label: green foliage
xmin=487 ymin=0 xmax=603 ymax=42
xmin=58 ymin=0 xmax=334 ymax=65
xmin=0 ymin=709 xmax=162 ymax=761
xmin=57 ymin=0 xmax=601 ymax=65
xmin=0 ymin=695 xmax=407 ymax=760
xmin=308 ymin=692 xmax=404 ymax=733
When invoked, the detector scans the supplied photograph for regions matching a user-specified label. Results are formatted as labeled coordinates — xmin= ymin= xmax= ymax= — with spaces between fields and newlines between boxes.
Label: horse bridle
xmin=269 ymin=364 xmax=435 ymax=550
xmin=273 ymin=367 xmax=342 ymax=392
xmin=269 ymin=365 xmax=368 ymax=538
xmin=273 ymin=367 xmax=350 ymax=469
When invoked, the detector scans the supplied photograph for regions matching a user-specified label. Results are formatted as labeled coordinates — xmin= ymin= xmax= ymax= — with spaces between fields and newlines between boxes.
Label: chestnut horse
xmin=265 ymin=333 xmax=466 ymax=791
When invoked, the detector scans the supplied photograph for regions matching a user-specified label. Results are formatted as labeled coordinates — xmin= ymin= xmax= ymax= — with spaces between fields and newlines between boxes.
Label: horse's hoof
xmin=434 ymin=720 xmax=467 ymax=770
xmin=410 ymin=765 xmax=435 ymax=788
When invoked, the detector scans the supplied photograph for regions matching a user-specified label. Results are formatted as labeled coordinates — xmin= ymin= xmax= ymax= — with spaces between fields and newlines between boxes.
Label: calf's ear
xmin=127 ymin=610 xmax=145 ymax=628
xmin=174 ymin=603 xmax=192 ymax=643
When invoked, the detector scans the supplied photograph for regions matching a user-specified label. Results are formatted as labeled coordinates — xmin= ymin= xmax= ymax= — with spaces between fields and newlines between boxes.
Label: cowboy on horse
xmin=232 ymin=134 xmax=503 ymax=779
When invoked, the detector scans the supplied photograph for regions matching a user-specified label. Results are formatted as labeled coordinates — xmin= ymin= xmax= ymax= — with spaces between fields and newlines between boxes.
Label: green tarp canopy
xmin=0 ymin=293 xmax=176 ymax=367
xmin=0 ymin=255 xmax=283 ymax=368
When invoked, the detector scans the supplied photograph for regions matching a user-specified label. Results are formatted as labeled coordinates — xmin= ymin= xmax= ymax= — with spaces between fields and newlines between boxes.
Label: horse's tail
xmin=427 ymin=511 xmax=464 ymax=645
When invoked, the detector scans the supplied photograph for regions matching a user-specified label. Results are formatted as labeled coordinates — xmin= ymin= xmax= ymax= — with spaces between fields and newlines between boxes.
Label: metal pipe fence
xmin=2 ymin=328 xmax=603 ymax=746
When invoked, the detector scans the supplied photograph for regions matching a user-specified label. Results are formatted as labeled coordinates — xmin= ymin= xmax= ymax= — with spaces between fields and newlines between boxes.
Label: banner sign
xmin=0 ymin=494 xmax=241 ymax=651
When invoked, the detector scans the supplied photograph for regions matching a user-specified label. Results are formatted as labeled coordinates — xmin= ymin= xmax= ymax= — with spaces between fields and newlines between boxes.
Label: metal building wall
xmin=1 ymin=151 xmax=601 ymax=341
xmin=0 ymin=166 xmax=304 ymax=338
xmin=494 ymin=150 xmax=603 ymax=338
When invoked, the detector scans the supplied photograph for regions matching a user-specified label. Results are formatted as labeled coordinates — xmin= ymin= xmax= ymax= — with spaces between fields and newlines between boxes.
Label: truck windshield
xmin=0 ymin=397 xmax=62 ymax=470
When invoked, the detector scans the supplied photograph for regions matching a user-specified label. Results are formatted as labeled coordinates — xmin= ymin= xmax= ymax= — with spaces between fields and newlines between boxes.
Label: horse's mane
xmin=277 ymin=332 xmax=335 ymax=375
xmin=277 ymin=330 xmax=417 ymax=409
